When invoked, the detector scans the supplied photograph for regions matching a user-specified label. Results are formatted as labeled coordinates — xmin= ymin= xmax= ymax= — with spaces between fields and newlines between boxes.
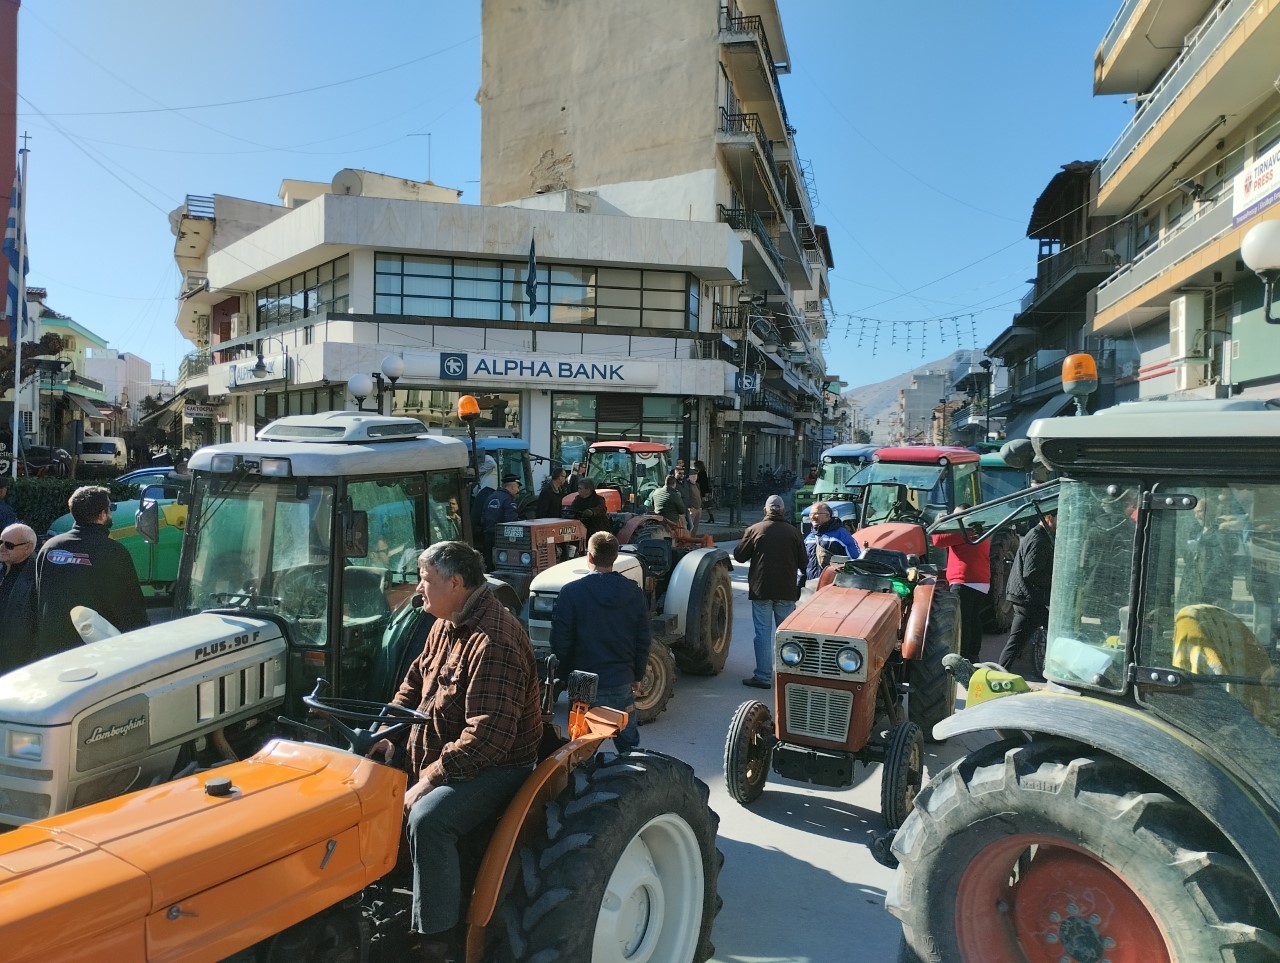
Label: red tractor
xmin=561 ymin=440 xmax=671 ymax=516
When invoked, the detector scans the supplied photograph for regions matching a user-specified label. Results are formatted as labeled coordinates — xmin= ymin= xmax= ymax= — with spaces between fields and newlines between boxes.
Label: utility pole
xmin=979 ymin=359 xmax=993 ymax=443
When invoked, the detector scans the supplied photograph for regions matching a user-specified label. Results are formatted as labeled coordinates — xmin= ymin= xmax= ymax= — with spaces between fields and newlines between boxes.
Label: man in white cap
xmin=732 ymin=494 xmax=807 ymax=688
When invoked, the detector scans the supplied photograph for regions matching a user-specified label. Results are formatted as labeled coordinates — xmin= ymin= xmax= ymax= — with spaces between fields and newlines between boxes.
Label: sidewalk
xmin=698 ymin=505 xmax=765 ymax=544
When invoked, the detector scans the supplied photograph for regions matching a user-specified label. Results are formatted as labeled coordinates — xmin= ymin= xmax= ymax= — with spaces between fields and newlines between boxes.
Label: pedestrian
xmin=34 ymin=485 xmax=148 ymax=661
xmin=733 ymin=494 xmax=807 ymax=689
xmin=695 ymin=459 xmax=714 ymax=524
xmin=0 ymin=480 xmax=16 ymax=531
xmin=550 ymin=531 xmax=650 ymax=753
xmin=566 ymin=461 xmax=584 ymax=491
xmin=369 ymin=542 xmax=542 ymax=963
xmin=999 ymin=509 xmax=1056 ymax=678
xmin=0 ymin=523 xmax=39 ymax=673
xmin=675 ymin=465 xmax=702 ymax=536
xmin=571 ymin=477 xmax=611 ymax=535
xmin=647 ymin=473 xmax=687 ymax=524
xmin=804 ymin=500 xmax=862 ymax=579
xmin=480 ymin=474 xmax=521 ymax=569
xmin=931 ymin=504 xmax=991 ymax=663
xmin=536 ymin=466 xmax=568 ymax=518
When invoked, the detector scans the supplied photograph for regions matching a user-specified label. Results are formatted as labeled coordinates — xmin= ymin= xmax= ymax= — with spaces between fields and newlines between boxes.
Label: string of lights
xmin=843 ymin=312 xmax=981 ymax=358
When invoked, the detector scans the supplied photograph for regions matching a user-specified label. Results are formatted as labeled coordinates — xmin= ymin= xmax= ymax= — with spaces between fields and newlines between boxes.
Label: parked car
xmin=20 ymin=445 xmax=71 ymax=478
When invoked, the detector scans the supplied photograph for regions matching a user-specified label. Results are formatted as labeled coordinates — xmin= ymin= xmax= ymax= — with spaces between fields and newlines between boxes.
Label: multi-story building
xmin=84 ymin=349 xmax=152 ymax=429
xmin=1088 ymin=0 xmax=1280 ymax=402
xmin=25 ymin=288 xmax=111 ymax=445
xmin=169 ymin=0 xmax=836 ymax=500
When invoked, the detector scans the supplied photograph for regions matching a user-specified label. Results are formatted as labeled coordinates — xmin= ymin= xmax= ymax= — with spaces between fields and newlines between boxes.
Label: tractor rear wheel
xmin=634 ymin=642 xmax=676 ymax=725
xmin=982 ymin=530 xmax=1018 ymax=632
xmin=491 ymin=751 xmax=722 ymax=963
xmin=906 ymin=589 xmax=959 ymax=742
xmin=879 ymin=721 xmax=922 ymax=830
xmin=888 ymin=738 xmax=1280 ymax=963
xmin=723 ymin=699 xmax=773 ymax=805
xmin=675 ymin=564 xmax=732 ymax=676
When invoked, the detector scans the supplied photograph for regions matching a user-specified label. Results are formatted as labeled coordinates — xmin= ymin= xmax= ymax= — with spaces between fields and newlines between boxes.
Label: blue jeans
xmin=595 ymin=683 xmax=640 ymax=753
xmin=750 ymin=599 xmax=796 ymax=682
xmin=406 ymin=763 xmax=532 ymax=935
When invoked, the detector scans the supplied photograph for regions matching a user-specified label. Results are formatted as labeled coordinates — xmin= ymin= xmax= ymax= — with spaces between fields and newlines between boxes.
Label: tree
xmin=0 ymin=333 xmax=69 ymax=395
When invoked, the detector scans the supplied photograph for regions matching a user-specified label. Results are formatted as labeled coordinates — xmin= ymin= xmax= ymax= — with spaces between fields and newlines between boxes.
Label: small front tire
xmin=634 ymin=642 xmax=677 ymax=725
xmin=879 ymin=721 xmax=923 ymax=830
xmin=723 ymin=699 xmax=773 ymax=805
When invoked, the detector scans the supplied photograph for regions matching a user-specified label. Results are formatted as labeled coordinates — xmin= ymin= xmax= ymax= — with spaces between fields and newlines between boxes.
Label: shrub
xmin=8 ymin=478 xmax=136 ymax=537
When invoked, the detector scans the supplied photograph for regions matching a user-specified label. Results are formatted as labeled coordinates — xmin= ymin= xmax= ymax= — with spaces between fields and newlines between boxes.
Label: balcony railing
xmin=745 ymin=391 xmax=792 ymax=418
xmin=719 ymin=205 xmax=785 ymax=274
xmin=719 ymin=109 xmax=787 ymax=206
xmin=178 ymin=350 xmax=210 ymax=382
xmin=718 ymin=12 xmax=792 ymax=133
xmin=1097 ymin=0 xmax=1146 ymax=63
xmin=1101 ymin=0 xmax=1247 ymax=185
xmin=183 ymin=194 xmax=215 ymax=220
xmin=713 ymin=304 xmax=749 ymax=332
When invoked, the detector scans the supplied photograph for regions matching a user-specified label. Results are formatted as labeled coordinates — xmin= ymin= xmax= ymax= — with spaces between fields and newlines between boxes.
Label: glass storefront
xmin=551 ymin=392 xmax=683 ymax=470
xmin=393 ymin=389 xmax=521 ymax=432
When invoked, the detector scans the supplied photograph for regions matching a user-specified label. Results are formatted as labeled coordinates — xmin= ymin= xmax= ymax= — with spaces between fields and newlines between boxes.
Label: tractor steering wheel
xmin=846 ymin=557 xmax=901 ymax=578
xmin=301 ymin=680 xmax=428 ymax=758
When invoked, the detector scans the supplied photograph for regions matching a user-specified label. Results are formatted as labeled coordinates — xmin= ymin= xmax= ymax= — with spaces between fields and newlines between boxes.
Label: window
xmin=256 ymin=254 xmax=350 ymax=327
xmin=550 ymin=392 xmax=683 ymax=470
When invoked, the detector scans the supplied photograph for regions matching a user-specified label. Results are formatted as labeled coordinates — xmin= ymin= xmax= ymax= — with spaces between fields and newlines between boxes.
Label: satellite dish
xmin=331 ymin=169 xmax=364 ymax=196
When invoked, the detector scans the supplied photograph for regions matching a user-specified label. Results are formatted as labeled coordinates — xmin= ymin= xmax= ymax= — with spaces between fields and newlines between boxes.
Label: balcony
xmin=719 ymin=204 xmax=786 ymax=285
xmin=1094 ymin=0 xmax=1209 ymax=94
xmin=718 ymin=110 xmax=787 ymax=210
xmin=178 ymin=350 xmax=211 ymax=383
xmin=1018 ymin=245 xmax=1118 ymax=319
xmin=1098 ymin=0 xmax=1276 ymax=210
xmin=719 ymin=12 xmax=791 ymax=140
xmin=713 ymin=304 xmax=749 ymax=333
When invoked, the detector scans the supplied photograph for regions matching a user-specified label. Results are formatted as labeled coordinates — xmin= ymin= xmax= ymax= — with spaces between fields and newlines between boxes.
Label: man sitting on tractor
xmin=572 ymin=477 xmax=611 ymax=535
xmin=647 ymin=473 xmax=688 ymax=525
xmin=372 ymin=541 xmax=542 ymax=962
xmin=804 ymin=500 xmax=862 ymax=579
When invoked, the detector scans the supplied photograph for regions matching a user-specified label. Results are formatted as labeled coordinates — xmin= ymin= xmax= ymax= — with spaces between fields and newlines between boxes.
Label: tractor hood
xmin=0 ymin=614 xmax=287 ymax=728
xmin=529 ymin=553 xmax=645 ymax=596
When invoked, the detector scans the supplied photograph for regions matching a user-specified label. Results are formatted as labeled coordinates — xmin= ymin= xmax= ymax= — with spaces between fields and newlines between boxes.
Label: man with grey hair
xmin=0 ymin=522 xmax=38 ymax=672
xmin=372 ymin=540 xmax=542 ymax=962
xmin=34 ymin=485 xmax=147 ymax=661
xmin=733 ymin=494 xmax=807 ymax=689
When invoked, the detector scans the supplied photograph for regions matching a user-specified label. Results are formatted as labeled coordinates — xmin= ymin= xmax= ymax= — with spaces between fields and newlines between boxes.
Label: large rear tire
xmin=981 ymin=531 xmax=1018 ymax=632
xmin=723 ymin=699 xmax=773 ymax=805
xmin=888 ymin=738 xmax=1280 ymax=962
xmin=634 ymin=642 xmax=676 ymax=725
xmin=675 ymin=564 xmax=732 ymax=676
xmin=906 ymin=589 xmax=959 ymax=742
xmin=491 ymin=751 xmax=722 ymax=963
xmin=879 ymin=721 xmax=922 ymax=830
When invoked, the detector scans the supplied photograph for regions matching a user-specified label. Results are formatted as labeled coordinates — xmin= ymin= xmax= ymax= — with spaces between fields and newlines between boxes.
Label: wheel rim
xmin=705 ymin=576 xmax=731 ymax=658
xmin=956 ymin=837 xmax=1170 ymax=963
xmin=899 ymin=737 xmax=922 ymax=812
xmin=635 ymin=651 xmax=670 ymax=713
xmin=740 ymin=713 xmax=769 ymax=787
xmin=592 ymin=813 xmax=705 ymax=963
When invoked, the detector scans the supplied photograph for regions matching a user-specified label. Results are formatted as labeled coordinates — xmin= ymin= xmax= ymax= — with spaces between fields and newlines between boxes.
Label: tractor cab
xmin=155 ymin=412 xmax=481 ymax=713
xmin=797 ymin=443 xmax=879 ymax=530
xmin=568 ymin=441 xmax=670 ymax=513
xmin=454 ymin=433 xmax=542 ymax=518
xmin=853 ymin=446 xmax=982 ymax=529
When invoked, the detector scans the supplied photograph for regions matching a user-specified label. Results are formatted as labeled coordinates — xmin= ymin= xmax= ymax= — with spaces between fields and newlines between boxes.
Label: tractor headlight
xmin=529 ymin=595 xmax=556 ymax=619
xmin=497 ymin=550 xmax=509 ymax=565
xmin=258 ymin=457 xmax=292 ymax=477
xmin=210 ymin=453 xmax=240 ymax=473
xmin=520 ymin=552 xmax=532 ymax=565
xmin=779 ymin=641 xmax=805 ymax=666
xmin=836 ymin=646 xmax=864 ymax=674
xmin=8 ymin=730 xmax=43 ymax=762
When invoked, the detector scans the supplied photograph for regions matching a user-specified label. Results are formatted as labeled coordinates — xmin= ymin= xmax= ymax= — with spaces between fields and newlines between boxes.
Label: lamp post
xmin=1241 ymin=220 xmax=1280 ymax=324
xmin=347 ymin=355 xmax=406 ymax=413
xmin=731 ymin=290 xmax=765 ymax=524
xmin=978 ymin=358 xmax=993 ymax=443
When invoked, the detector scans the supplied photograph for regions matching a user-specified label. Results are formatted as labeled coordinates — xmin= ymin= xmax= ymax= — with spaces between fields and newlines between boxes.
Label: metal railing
xmin=718 ymin=12 xmax=792 ymax=132
xmin=713 ymin=304 xmax=749 ymax=332
xmin=719 ymin=109 xmax=787 ymax=207
xmin=178 ymin=351 xmax=210 ymax=381
xmin=719 ymin=205 xmax=785 ymax=275
xmin=183 ymin=195 xmax=215 ymax=219
xmin=1097 ymin=0 xmax=1146 ymax=64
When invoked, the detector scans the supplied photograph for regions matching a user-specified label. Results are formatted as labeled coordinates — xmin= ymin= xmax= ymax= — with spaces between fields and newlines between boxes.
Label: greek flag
xmin=3 ymin=165 xmax=29 ymax=345
xmin=525 ymin=237 xmax=538 ymax=318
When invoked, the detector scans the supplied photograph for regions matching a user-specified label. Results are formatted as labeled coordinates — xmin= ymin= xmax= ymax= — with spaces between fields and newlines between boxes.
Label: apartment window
xmin=256 ymin=254 xmax=350 ymax=328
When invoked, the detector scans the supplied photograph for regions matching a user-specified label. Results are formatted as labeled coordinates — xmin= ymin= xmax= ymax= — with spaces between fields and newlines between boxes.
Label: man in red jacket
xmin=931 ymin=504 xmax=991 ymax=662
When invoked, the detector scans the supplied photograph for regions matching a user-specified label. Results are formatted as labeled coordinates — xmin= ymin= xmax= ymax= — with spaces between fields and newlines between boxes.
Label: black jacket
xmin=551 ymin=570 xmax=651 ymax=688
xmin=572 ymin=492 xmax=611 ymax=535
xmin=1006 ymin=522 xmax=1055 ymax=609
xmin=0 ymin=558 xmax=37 ymax=673
xmin=733 ymin=514 xmax=807 ymax=602
xmin=481 ymin=488 xmax=519 ymax=533
xmin=536 ymin=481 xmax=566 ymax=519
xmin=34 ymin=522 xmax=148 ymax=660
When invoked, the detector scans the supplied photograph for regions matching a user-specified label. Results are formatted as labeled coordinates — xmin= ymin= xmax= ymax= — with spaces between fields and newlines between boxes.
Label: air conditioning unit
xmin=230 ymin=312 xmax=248 ymax=338
xmin=1169 ymin=292 xmax=1206 ymax=360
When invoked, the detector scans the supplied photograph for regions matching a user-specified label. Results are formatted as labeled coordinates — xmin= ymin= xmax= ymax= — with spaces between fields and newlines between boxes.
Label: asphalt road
xmin=632 ymin=546 xmax=1002 ymax=963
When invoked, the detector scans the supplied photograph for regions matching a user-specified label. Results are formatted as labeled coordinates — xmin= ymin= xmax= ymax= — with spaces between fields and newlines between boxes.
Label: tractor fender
xmin=935 ymin=690 xmax=1280 ymax=915
xmin=663 ymin=547 xmax=731 ymax=640
xmin=900 ymin=580 xmax=937 ymax=660
xmin=485 ymin=575 xmax=524 ymax=618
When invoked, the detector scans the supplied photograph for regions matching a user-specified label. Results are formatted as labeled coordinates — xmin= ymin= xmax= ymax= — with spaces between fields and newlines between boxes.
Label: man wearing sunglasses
xmin=0 ymin=523 xmax=38 ymax=673
xmin=34 ymin=486 xmax=148 ymax=661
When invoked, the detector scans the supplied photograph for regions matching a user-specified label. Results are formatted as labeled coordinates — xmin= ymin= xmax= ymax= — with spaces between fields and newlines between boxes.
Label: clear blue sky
xmin=15 ymin=0 xmax=1130 ymax=391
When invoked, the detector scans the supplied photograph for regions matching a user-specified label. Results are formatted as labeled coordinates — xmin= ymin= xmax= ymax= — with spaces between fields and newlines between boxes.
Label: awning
xmin=65 ymin=392 xmax=106 ymax=420
xmin=139 ymin=389 xmax=190 ymax=427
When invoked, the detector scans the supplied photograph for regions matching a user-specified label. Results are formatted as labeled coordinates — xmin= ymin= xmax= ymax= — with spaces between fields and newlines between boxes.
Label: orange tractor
xmin=0 ymin=672 xmax=723 ymax=962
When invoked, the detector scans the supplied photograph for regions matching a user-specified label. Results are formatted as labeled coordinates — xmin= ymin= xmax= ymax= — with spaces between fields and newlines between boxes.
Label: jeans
xmin=595 ymin=683 xmax=640 ymax=753
xmin=750 ymin=599 xmax=796 ymax=682
xmin=406 ymin=763 xmax=532 ymax=936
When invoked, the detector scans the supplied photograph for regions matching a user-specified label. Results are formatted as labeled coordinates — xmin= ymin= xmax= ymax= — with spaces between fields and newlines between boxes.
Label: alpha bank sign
xmin=435 ymin=352 xmax=659 ymax=388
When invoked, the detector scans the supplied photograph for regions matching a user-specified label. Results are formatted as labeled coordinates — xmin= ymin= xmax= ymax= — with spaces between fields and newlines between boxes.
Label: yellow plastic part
xmin=967 ymin=666 xmax=1033 ymax=706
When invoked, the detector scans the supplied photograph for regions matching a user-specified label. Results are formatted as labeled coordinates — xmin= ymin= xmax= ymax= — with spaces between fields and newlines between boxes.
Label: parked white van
xmin=79 ymin=436 xmax=127 ymax=470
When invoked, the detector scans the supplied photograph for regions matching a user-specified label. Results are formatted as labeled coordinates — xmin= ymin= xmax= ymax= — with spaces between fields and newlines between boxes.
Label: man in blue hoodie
xmin=550 ymin=531 xmax=651 ymax=752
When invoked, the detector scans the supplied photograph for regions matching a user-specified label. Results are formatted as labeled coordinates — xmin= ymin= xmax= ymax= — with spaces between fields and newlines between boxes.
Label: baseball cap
xmin=502 ymin=474 xmax=520 ymax=485
xmin=765 ymin=495 xmax=785 ymax=512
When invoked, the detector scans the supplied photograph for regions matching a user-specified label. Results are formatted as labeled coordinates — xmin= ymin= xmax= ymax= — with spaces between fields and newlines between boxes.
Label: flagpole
xmin=10 ymin=146 xmax=26 ymax=481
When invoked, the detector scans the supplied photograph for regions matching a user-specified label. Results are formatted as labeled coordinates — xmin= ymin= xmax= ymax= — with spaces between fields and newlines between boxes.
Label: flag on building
xmin=525 ymin=236 xmax=538 ymax=318
xmin=3 ymin=164 xmax=29 ymax=345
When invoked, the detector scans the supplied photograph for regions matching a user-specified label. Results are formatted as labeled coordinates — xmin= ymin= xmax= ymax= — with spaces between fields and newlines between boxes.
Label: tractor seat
xmin=633 ymin=538 xmax=673 ymax=580
xmin=861 ymin=547 xmax=910 ymax=576
xmin=1173 ymin=604 xmax=1276 ymax=724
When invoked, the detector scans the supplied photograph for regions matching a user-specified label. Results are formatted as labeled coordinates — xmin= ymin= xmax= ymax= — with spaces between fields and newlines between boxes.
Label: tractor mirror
xmin=344 ymin=509 xmax=369 ymax=557
xmin=136 ymin=487 xmax=162 ymax=544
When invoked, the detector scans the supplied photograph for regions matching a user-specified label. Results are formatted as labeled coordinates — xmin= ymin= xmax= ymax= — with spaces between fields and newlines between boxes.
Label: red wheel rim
xmin=955 ymin=836 xmax=1169 ymax=963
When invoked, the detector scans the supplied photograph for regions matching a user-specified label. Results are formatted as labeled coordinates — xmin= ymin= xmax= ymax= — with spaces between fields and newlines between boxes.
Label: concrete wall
xmin=479 ymin=0 xmax=720 ymax=217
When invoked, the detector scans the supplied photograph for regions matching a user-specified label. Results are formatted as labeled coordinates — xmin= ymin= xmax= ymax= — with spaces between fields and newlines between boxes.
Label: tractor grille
xmin=784 ymin=684 xmax=853 ymax=742
xmin=775 ymin=632 xmax=867 ymax=682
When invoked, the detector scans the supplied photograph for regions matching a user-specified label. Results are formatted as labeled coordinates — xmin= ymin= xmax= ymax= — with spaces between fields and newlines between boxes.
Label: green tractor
xmin=887 ymin=398 xmax=1280 ymax=960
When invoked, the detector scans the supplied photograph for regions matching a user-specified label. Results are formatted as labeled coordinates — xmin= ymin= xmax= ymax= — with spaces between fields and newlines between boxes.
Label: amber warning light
xmin=457 ymin=394 xmax=481 ymax=423
xmin=1062 ymin=353 xmax=1098 ymax=415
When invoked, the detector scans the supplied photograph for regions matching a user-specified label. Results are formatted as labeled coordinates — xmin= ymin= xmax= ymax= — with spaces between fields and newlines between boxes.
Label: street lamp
xmin=348 ymin=355 xmax=406 ymax=413
xmin=1241 ymin=219 xmax=1280 ymax=324
xmin=978 ymin=358 xmax=993 ymax=442
xmin=251 ymin=333 xmax=291 ymax=380
xmin=731 ymin=289 xmax=766 ymax=524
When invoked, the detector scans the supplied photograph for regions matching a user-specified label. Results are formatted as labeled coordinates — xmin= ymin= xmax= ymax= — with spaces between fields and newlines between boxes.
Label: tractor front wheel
xmin=879 ymin=721 xmax=922 ymax=830
xmin=888 ymin=738 xmax=1280 ymax=962
xmin=492 ymin=751 xmax=722 ymax=963
xmin=723 ymin=699 xmax=773 ymax=805
xmin=676 ymin=564 xmax=732 ymax=676
xmin=634 ymin=643 xmax=677 ymax=725
xmin=906 ymin=589 xmax=959 ymax=741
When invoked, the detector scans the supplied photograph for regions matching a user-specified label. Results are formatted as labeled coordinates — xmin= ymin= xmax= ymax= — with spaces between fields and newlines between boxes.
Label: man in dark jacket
xmin=535 ymin=467 xmax=568 ymax=518
xmin=479 ymin=474 xmax=521 ymax=569
xmin=733 ymin=494 xmax=807 ymax=688
xmin=34 ymin=486 xmax=148 ymax=660
xmin=571 ymin=478 xmax=611 ymax=536
xmin=0 ymin=522 xmax=39 ymax=673
xmin=999 ymin=510 xmax=1056 ymax=676
xmin=550 ymin=531 xmax=651 ymax=752
xmin=647 ymin=473 xmax=687 ymax=524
